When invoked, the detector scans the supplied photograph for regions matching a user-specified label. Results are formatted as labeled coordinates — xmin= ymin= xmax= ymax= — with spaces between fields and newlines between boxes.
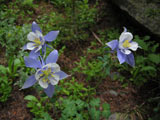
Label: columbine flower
xmin=106 ymin=27 xmax=139 ymax=67
xmin=21 ymin=50 xmax=68 ymax=97
xmin=23 ymin=21 xmax=59 ymax=54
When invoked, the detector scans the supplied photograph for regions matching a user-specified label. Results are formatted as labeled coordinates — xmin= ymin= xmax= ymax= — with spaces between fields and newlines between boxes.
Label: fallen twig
xmin=91 ymin=31 xmax=104 ymax=45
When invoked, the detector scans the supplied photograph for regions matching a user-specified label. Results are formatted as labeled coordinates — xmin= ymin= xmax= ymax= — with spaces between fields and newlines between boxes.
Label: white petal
xmin=35 ymin=45 xmax=42 ymax=52
xmin=35 ymin=31 xmax=45 ymax=44
xmin=39 ymin=79 xmax=48 ymax=88
xmin=119 ymin=32 xmax=133 ymax=43
xmin=26 ymin=42 xmax=35 ymax=50
xmin=43 ymin=63 xmax=60 ymax=73
xmin=35 ymin=30 xmax=43 ymax=38
xmin=129 ymin=42 xmax=138 ymax=51
xmin=35 ymin=69 xmax=41 ymax=80
xmin=52 ymin=63 xmax=60 ymax=72
xmin=118 ymin=42 xmax=124 ymax=49
xmin=49 ymin=74 xmax=60 ymax=85
xmin=27 ymin=32 xmax=37 ymax=41
xmin=121 ymin=49 xmax=131 ymax=55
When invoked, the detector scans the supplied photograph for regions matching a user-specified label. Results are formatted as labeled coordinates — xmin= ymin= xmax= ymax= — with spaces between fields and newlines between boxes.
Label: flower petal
xmin=24 ymin=56 xmax=42 ymax=69
xmin=123 ymin=27 xmax=127 ymax=32
xmin=129 ymin=42 xmax=138 ymax=51
xmin=44 ymin=63 xmax=60 ymax=72
xmin=119 ymin=32 xmax=133 ymax=43
xmin=44 ymin=84 xmax=55 ymax=98
xmin=117 ymin=49 xmax=126 ymax=64
xmin=46 ymin=50 xmax=58 ymax=64
xmin=42 ymin=44 xmax=46 ymax=55
xmin=35 ymin=45 xmax=42 ymax=53
xmin=22 ymin=44 xmax=27 ymax=50
xmin=44 ymin=31 xmax=59 ymax=42
xmin=29 ymin=50 xmax=40 ymax=59
xmin=126 ymin=53 xmax=135 ymax=67
xmin=106 ymin=40 xmax=118 ymax=50
xmin=21 ymin=75 xmax=37 ymax=89
xmin=49 ymin=74 xmax=59 ymax=85
xmin=40 ymin=56 xmax=45 ymax=66
xmin=35 ymin=30 xmax=43 ymax=38
xmin=55 ymin=71 xmax=69 ymax=80
xmin=39 ymin=79 xmax=48 ymax=88
xmin=32 ymin=21 xmax=42 ymax=33
xmin=27 ymin=32 xmax=37 ymax=41
xmin=35 ymin=69 xmax=42 ymax=80
xmin=26 ymin=42 xmax=36 ymax=50
xmin=121 ymin=49 xmax=131 ymax=55
xmin=52 ymin=63 xmax=60 ymax=72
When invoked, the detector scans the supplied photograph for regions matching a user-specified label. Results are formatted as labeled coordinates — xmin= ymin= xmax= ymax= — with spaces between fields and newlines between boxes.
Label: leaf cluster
xmin=55 ymin=98 xmax=110 ymax=120
xmin=0 ymin=10 xmax=30 ymax=57
xmin=57 ymin=77 xmax=95 ymax=100
xmin=0 ymin=65 xmax=12 ymax=102
xmin=24 ymin=95 xmax=52 ymax=119
xmin=72 ymin=56 xmax=105 ymax=81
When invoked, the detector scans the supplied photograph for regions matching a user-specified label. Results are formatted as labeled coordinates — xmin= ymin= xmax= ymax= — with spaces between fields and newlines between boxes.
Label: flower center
xmin=33 ymin=38 xmax=41 ymax=46
xmin=40 ymin=68 xmax=55 ymax=83
xmin=122 ymin=40 xmax=131 ymax=48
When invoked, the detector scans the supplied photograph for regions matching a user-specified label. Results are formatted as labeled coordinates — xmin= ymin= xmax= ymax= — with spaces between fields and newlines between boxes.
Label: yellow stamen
xmin=42 ymin=78 xmax=47 ymax=82
xmin=33 ymin=38 xmax=41 ymax=45
xmin=122 ymin=40 xmax=131 ymax=48
xmin=40 ymin=68 xmax=54 ymax=83
xmin=51 ymin=74 xmax=55 ymax=78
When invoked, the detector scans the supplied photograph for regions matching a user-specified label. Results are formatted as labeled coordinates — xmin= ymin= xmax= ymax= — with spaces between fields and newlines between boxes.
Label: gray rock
xmin=109 ymin=90 xmax=118 ymax=96
xmin=111 ymin=0 xmax=160 ymax=36
xmin=108 ymin=113 xmax=121 ymax=120
xmin=108 ymin=113 xmax=131 ymax=120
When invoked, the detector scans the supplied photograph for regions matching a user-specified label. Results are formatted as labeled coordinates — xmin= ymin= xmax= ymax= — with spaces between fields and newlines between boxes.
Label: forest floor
xmin=0 ymin=0 xmax=147 ymax=120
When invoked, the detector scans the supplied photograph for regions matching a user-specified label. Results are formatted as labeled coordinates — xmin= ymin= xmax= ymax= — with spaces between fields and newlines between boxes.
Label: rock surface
xmin=111 ymin=0 xmax=160 ymax=36
xmin=109 ymin=90 xmax=118 ymax=96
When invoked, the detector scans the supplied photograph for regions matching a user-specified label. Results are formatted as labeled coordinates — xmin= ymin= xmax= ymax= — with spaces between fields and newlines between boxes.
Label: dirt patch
xmin=0 ymin=87 xmax=32 ymax=120
xmin=98 ymin=78 xmax=141 ymax=112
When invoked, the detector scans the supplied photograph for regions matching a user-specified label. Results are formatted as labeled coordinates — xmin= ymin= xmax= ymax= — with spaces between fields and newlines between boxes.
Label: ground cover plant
xmin=0 ymin=0 xmax=160 ymax=120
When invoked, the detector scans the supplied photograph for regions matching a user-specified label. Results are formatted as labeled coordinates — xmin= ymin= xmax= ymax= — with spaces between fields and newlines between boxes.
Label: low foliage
xmin=55 ymin=98 xmax=110 ymax=120
xmin=0 ymin=65 xmax=12 ymax=102
xmin=24 ymin=95 xmax=52 ymax=119
xmin=0 ymin=13 xmax=30 ymax=57
xmin=57 ymin=77 xmax=95 ymax=100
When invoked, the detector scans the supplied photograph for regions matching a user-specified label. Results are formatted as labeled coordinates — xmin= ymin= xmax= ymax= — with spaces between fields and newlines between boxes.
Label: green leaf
xmin=148 ymin=54 xmax=160 ymax=64
xmin=13 ymin=58 xmax=21 ymax=72
xmin=42 ymin=112 xmax=53 ymax=120
xmin=134 ymin=35 xmax=149 ymax=51
xmin=90 ymin=98 xmax=100 ymax=107
xmin=74 ymin=113 xmax=84 ymax=120
xmin=102 ymin=103 xmax=111 ymax=119
xmin=140 ymin=66 xmax=156 ymax=72
xmin=89 ymin=108 xmax=100 ymax=120
xmin=75 ymin=99 xmax=86 ymax=110
xmin=151 ymin=43 xmax=159 ymax=52
xmin=136 ymin=56 xmax=146 ymax=64
xmin=24 ymin=95 xmax=38 ymax=102
xmin=0 ymin=65 xmax=7 ymax=74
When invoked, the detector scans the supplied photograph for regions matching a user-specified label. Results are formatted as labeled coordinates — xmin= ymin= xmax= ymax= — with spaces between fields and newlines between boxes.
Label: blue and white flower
xmin=106 ymin=27 xmax=139 ymax=67
xmin=22 ymin=50 xmax=68 ymax=97
xmin=26 ymin=29 xmax=45 ymax=52
xmin=24 ymin=21 xmax=59 ymax=54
